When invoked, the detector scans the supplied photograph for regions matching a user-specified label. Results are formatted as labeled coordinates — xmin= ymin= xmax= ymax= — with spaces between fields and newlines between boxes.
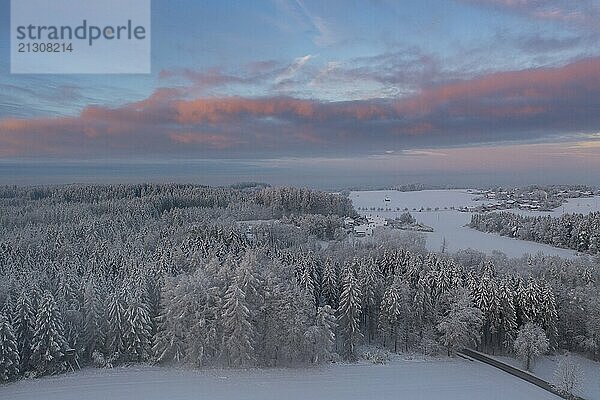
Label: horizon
xmin=1 ymin=157 xmax=599 ymax=190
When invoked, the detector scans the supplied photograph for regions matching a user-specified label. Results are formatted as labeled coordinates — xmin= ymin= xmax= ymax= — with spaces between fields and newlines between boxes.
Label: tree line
xmin=470 ymin=211 xmax=600 ymax=254
xmin=0 ymin=184 xmax=598 ymax=383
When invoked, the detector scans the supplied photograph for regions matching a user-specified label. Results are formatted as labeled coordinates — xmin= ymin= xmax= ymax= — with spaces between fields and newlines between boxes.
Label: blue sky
xmin=0 ymin=0 xmax=599 ymax=186
xmin=2 ymin=0 xmax=596 ymax=114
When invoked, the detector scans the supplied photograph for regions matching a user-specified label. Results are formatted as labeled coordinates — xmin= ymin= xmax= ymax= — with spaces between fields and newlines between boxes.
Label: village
xmin=348 ymin=186 xmax=598 ymax=238
xmin=462 ymin=187 xmax=596 ymax=213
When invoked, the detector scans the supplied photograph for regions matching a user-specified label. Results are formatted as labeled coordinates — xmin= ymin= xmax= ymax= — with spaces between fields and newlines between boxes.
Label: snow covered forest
xmin=470 ymin=212 xmax=600 ymax=254
xmin=0 ymin=184 xmax=599 ymax=383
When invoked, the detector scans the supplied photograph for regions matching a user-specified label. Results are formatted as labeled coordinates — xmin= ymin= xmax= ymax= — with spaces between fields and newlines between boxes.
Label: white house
xmin=353 ymin=225 xmax=373 ymax=237
xmin=353 ymin=215 xmax=387 ymax=237
xmin=366 ymin=215 xmax=387 ymax=226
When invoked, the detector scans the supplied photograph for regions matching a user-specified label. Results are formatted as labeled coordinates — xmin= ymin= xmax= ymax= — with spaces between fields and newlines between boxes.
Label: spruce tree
xmin=338 ymin=267 xmax=362 ymax=361
xmin=321 ymin=258 xmax=339 ymax=308
xmin=106 ymin=290 xmax=127 ymax=362
xmin=56 ymin=270 xmax=82 ymax=351
xmin=472 ymin=269 xmax=501 ymax=351
xmin=12 ymin=292 xmax=35 ymax=372
xmin=124 ymin=297 xmax=153 ymax=362
xmin=30 ymin=291 xmax=68 ymax=376
xmin=83 ymin=278 xmax=106 ymax=358
xmin=1 ymin=295 xmax=14 ymax=319
xmin=258 ymin=274 xmax=284 ymax=366
xmin=223 ymin=280 xmax=255 ymax=367
xmin=540 ymin=283 xmax=558 ymax=349
xmin=0 ymin=313 xmax=20 ymax=382
xmin=298 ymin=259 xmax=316 ymax=308
xmin=359 ymin=258 xmax=381 ymax=343
xmin=380 ymin=281 xmax=402 ymax=352
xmin=153 ymin=280 xmax=186 ymax=364
xmin=279 ymin=285 xmax=312 ymax=364
xmin=498 ymin=280 xmax=517 ymax=349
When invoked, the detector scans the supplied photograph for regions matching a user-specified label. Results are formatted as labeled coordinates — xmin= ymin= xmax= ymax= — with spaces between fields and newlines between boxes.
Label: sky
xmin=0 ymin=0 xmax=599 ymax=188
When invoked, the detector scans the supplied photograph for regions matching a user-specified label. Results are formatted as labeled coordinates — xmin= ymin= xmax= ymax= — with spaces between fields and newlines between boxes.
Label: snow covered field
xmin=0 ymin=359 xmax=561 ymax=400
xmin=492 ymin=353 xmax=600 ymax=400
xmin=349 ymin=190 xmax=594 ymax=259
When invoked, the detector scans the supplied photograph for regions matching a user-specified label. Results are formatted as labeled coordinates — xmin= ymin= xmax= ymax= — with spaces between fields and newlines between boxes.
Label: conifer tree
xmin=12 ymin=292 xmax=35 ymax=372
xmin=106 ymin=290 xmax=127 ymax=362
xmin=540 ymin=283 xmax=558 ymax=349
xmin=338 ymin=267 xmax=362 ymax=361
xmin=298 ymin=259 xmax=316 ymax=308
xmin=0 ymin=313 xmax=20 ymax=382
xmin=223 ymin=279 xmax=254 ymax=367
xmin=380 ymin=281 xmax=402 ymax=352
xmin=83 ymin=278 xmax=106 ymax=357
xmin=497 ymin=280 xmax=517 ymax=349
xmin=1 ymin=294 xmax=14 ymax=319
xmin=124 ymin=297 xmax=153 ymax=362
xmin=359 ymin=258 xmax=381 ymax=343
xmin=30 ymin=291 xmax=68 ymax=376
xmin=153 ymin=280 xmax=186 ymax=364
xmin=278 ymin=285 xmax=311 ymax=364
xmin=56 ymin=270 xmax=82 ymax=350
xmin=321 ymin=258 xmax=339 ymax=308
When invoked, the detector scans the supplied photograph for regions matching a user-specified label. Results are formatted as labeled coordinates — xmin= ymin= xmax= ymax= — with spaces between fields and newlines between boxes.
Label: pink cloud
xmin=1 ymin=57 xmax=599 ymax=157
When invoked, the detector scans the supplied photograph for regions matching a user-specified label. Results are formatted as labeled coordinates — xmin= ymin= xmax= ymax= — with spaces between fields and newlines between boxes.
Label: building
xmin=353 ymin=214 xmax=388 ymax=237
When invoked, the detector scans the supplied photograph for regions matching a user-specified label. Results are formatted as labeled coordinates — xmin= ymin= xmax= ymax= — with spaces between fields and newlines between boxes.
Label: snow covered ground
xmin=349 ymin=190 xmax=595 ymax=259
xmin=492 ymin=353 xmax=600 ymax=400
xmin=559 ymin=196 xmax=600 ymax=215
xmin=0 ymin=359 xmax=561 ymax=400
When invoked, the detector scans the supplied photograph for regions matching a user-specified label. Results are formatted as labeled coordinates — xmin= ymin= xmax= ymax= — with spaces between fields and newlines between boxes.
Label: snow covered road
xmin=0 ymin=359 xmax=560 ymax=400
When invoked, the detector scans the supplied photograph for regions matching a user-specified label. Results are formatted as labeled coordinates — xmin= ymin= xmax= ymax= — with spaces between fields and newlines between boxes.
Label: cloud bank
xmin=1 ymin=57 xmax=599 ymax=158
